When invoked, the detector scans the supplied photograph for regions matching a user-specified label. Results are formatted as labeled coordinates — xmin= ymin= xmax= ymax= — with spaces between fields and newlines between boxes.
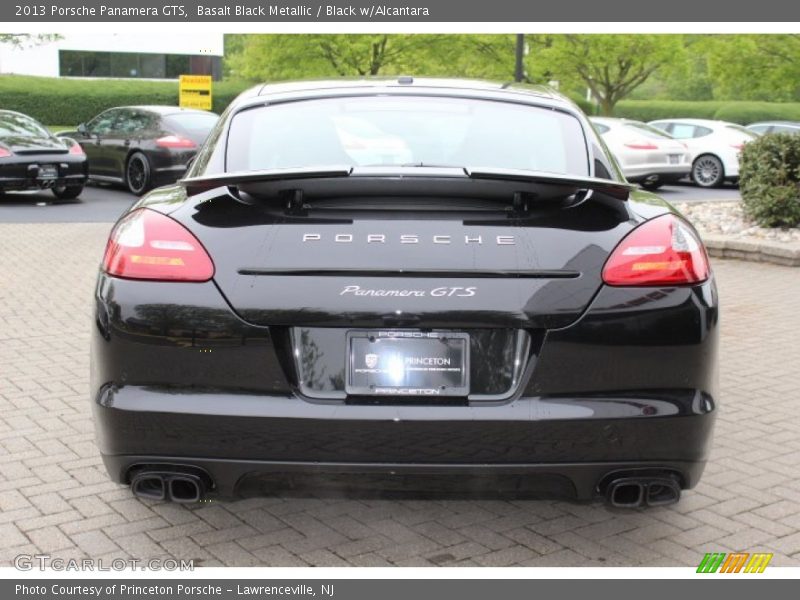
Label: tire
xmin=52 ymin=184 xmax=84 ymax=200
xmin=125 ymin=152 xmax=152 ymax=196
xmin=691 ymin=154 xmax=725 ymax=188
xmin=640 ymin=180 xmax=663 ymax=191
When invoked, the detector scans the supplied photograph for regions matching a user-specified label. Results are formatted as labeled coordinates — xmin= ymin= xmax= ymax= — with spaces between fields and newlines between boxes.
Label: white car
xmin=590 ymin=117 xmax=690 ymax=190
xmin=648 ymin=118 xmax=757 ymax=188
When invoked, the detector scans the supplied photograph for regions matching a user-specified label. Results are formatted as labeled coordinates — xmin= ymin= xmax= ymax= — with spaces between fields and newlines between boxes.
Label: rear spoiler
xmin=179 ymin=165 xmax=633 ymax=207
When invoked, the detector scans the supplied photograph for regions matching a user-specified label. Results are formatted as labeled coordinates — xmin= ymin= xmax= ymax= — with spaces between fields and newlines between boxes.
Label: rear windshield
xmin=164 ymin=112 xmax=219 ymax=136
xmin=624 ymin=121 xmax=675 ymax=139
xmin=226 ymin=96 xmax=589 ymax=176
xmin=725 ymin=124 xmax=758 ymax=139
xmin=0 ymin=112 xmax=49 ymax=138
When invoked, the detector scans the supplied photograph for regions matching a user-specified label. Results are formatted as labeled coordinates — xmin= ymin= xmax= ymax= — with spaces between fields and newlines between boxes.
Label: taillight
xmin=0 ymin=147 xmax=12 ymax=158
xmin=624 ymin=141 xmax=658 ymax=150
xmin=156 ymin=135 xmax=196 ymax=149
xmin=68 ymin=141 xmax=85 ymax=156
xmin=103 ymin=208 xmax=214 ymax=282
xmin=730 ymin=143 xmax=744 ymax=150
xmin=602 ymin=214 xmax=709 ymax=286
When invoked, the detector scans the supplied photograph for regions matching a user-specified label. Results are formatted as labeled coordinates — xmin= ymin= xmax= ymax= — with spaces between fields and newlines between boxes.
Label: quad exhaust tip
xmin=130 ymin=469 xmax=209 ymax=503
xmin=605 ymin=474 xmax=681 ymax=508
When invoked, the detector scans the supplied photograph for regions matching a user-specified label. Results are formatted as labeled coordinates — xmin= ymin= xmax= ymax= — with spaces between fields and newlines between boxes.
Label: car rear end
xmin=147 ymin=110 xmax=219 ymax=187
xmin=716 ymin=123 xmax=758 ymax=180
xmin=594 ymin=118 xmax=690 ymax=187
xmin=90 ymin=82 xmax=718 ymax=507
xmin=0 ymin=111 xmax=87 ymax=194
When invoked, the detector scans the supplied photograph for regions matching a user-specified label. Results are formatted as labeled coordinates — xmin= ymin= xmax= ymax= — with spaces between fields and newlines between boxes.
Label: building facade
xmin=0 ymin=33 xmax=224 ymax=81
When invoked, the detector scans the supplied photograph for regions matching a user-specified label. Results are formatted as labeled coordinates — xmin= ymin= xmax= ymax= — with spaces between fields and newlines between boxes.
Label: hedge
xmin=613 ymin=100 xmax=800 ymax=124
xmin=0 ymin=75 xmax=252 ymax=124
xmin=5 ymin=74 xmax=800 ymax=127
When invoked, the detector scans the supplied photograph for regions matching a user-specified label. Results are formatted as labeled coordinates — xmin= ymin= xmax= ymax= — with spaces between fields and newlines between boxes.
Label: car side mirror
xmin=77 ymin=123 xmax=88 ymax=136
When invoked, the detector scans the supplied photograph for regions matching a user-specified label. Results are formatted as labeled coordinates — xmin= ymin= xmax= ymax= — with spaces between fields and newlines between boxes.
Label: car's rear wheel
xmin=692 ymin=154 xmax=724 ymax=188
xmin=125 ymin=152 xmax=152 ymax=196
xmin=52 ymin=184 xmax=84 ymax=200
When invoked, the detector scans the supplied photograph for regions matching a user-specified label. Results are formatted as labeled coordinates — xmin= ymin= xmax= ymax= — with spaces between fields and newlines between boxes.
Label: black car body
xmin=0 ymin=110 xmax=88 ymax=200
xmin=91 ymin=79 xmax=719 ymax=507
xmin=58 ymin=106 xmax=218 ymax=195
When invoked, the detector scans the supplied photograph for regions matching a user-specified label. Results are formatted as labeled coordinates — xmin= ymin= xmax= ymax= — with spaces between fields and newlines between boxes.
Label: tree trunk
xmin=599 ymin=96 xmax=615 ymax=116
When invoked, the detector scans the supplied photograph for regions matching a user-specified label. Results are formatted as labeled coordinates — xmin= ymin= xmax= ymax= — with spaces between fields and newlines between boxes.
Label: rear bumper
xmin=94 ymin=383 xmax=715 ymax=500
xmin=91 ymin=272 xmax=719 ymax=501
xmin=0 ymin=154 xmax=88 ymax=191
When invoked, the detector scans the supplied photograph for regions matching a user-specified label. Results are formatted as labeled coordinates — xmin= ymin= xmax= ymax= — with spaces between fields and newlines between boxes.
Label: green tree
xmin=704 ymin=35 xmax=800 ymax=101
xmin=0 ymin=34 xmax=61 ymax=47
xmin=529 ymin=34 xmax=686 ymax=115
xmin=225 ymin=34 xmax=521 ymax=83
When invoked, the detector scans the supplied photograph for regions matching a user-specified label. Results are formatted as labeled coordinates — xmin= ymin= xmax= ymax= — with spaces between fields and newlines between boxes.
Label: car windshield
xmin=0 ymin=112 xmax=50 ymax=138
xmin=226 ymin=96 xmax=589 ymax=176
xmin=624 ymin=122 xmax=675 ymax=139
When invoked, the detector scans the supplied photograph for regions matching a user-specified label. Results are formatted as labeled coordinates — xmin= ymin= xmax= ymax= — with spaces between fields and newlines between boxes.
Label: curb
xmin=703 ymin=234 xmax=800 ymax=267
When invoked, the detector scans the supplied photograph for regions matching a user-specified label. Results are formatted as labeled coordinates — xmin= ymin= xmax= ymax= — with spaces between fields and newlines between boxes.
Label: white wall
xmin=0 ymin=33 xmax=224 ymax=78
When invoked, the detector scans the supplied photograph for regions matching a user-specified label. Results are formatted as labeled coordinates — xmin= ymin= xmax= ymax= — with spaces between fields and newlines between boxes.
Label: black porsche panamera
xmin=0 ymin=110 xmax=88 ymax=200
xmin=91 ymin=79 xmax=718 ymax=507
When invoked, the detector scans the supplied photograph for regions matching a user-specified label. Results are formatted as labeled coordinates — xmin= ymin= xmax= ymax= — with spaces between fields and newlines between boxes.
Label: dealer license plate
xmin=346 ymin=331 xmax=469 ymax=397
xmin=38 ymin=165 xmax=58 ymax=179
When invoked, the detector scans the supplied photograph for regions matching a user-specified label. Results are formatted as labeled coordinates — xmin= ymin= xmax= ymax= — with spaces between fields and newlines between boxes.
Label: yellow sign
xmin=179 ymin=75 xmax=212 ymax=111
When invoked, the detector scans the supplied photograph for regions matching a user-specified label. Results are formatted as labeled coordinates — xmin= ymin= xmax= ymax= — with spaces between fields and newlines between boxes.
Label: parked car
xmin=58 ymin=106 xmax=218 ymax=195
xmin=92 ymin=78 xmax=718 ymax=507
xmin=0 ymin=109 xmax=88 ymax=200
xmin=648 ymin=118 xmax=757 ymax=188
xmin=590 ymin=117 xmax=690 ymax=190
xmin=746 ymin=121 xmax=800 ymax=136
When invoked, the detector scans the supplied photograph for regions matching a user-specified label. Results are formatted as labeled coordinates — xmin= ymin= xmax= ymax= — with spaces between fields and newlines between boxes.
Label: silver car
xmin=590 ymin=117 xmax=690 ymax=190
xmin=746 ymin=121 xmax=800 ymax=136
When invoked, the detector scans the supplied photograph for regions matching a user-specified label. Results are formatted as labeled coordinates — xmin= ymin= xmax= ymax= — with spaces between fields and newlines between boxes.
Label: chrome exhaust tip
xmin=131 ymin=473 xmax=166 ymax=501
xmin=604 ymin=474 xmax=682 ymax=508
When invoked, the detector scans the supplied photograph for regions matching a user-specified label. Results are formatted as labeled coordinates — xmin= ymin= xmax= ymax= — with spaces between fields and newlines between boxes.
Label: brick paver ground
xmin=1 ymin=222 xmax=799 ymax=567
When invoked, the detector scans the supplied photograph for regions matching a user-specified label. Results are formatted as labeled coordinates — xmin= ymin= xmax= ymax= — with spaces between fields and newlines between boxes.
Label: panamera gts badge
xmin=302 ymin=233 xmax=516 ymax=245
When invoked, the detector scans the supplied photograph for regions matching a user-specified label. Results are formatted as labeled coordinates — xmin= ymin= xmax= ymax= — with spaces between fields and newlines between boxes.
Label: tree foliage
xmin=0 ymin=34 xmax=61 ymax=47
xmin=225 ymin=34 xmax=519 ymax=82
xmin=527 ymin=35 xmax=686 ymax=115
xmin=223 ymin=34 xmax=800 ymax=107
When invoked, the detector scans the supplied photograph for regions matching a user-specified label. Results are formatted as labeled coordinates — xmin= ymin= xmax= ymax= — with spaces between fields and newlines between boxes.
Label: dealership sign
xmin=179 ymin=75 xmax=212 ymax=111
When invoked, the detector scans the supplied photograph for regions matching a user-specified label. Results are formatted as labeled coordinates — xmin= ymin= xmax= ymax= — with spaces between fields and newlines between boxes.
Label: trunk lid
xmin=171 ymin=172 xmax=636 ymax=329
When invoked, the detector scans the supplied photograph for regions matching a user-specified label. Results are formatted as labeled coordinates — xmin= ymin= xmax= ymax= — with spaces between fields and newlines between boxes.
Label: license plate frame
xmin=37 ymin=164 xmax=58 ymax=179
xmin=345 ymin=331 xmax=470 ymax=397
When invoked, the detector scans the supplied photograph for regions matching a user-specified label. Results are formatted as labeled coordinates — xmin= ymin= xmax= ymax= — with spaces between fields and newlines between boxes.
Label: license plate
xmin=38 ymin=165 xmax=58 ymax=179
xmin=346 ymin=331 xmax=469 ymax=397
xmin=668 ymin=154 xmax=681 ymax=165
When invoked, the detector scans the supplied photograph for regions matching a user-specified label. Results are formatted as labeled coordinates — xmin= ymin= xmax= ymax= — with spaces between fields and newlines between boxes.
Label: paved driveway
xmin=1 ymin=222 xmax=798 ymax=567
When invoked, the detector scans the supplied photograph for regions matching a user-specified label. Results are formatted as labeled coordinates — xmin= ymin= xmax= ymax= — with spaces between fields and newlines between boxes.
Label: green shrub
xmin=713 ymin=102 xmax=800 ymax=125
xmin=0 ymin=75 xmax=252 ymax=124
xmin=613 ymin=100 xmax=800 ymax=125
xmin=739 ymin=133 xmax=800 ymax=228
xmin=613 ymin=101 xmax=724 ymax=121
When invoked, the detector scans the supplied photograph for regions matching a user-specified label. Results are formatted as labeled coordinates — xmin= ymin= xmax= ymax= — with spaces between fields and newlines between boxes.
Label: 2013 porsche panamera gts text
xmin=90 ymin=78 xmax=718 ymax=507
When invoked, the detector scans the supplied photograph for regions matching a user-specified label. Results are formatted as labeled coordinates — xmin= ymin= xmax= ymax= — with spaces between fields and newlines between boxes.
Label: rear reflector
xmin=103 ymin=208 xmax=214 ymax=281
xmin=602 ymin=214 xmax=709 ymax=286
xmin=156 ymin=135 xmax=196 ymax=149
xmin=624 ymin=141 xmax=658 ymax=150
xmin=0 ymin=147 xmax=12 ymax=158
